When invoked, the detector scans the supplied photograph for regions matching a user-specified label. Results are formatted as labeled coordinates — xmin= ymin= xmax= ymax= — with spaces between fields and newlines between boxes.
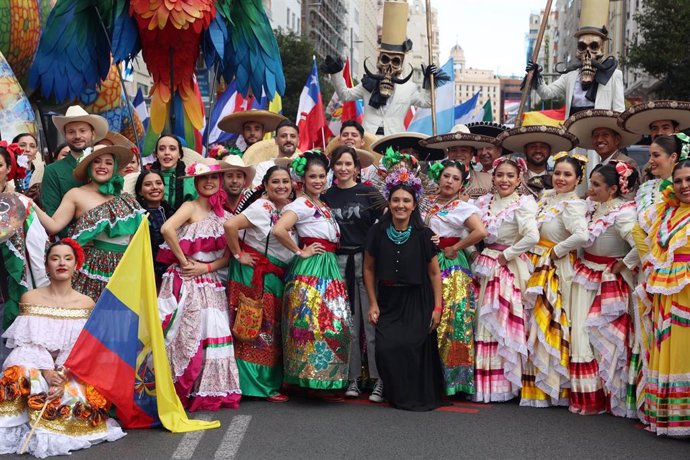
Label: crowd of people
xmin=1 ymin=99 xmax=690 ymax=457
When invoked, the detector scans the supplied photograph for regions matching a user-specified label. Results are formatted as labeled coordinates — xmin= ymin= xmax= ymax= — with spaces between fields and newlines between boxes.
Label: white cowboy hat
xmin=564 ymin=109 xmax=639 ymax=150
xmin=73 ymin=144 xmax=134 ymax=181
xmin=618 ymin=100 xmax=690 ymax=135
xmin=497 ymin=125 xmax=579 ymax=154
xmin=218 ymin=110 xmax=287 ymax=134
xmin=421 ymin=124 xmax=499 ymax=151
xmin=222 ymin=155 xmax=256 ymax=188
xmin=52 ymin=105 xmax=109 ymax=141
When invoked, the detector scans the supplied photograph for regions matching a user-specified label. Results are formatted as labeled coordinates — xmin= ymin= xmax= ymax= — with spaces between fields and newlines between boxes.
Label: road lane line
xmin=171 ymin=414 xmax=212 ymax=459
xmin=214 ymin=415 xmax=252 ymax=459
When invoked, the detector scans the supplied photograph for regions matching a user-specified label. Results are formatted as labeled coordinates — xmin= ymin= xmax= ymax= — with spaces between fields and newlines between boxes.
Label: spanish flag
xmin=65 ymin=218 xmax=219 ymax=432
xmin=522 ymin=106 xmax=566 ymax=127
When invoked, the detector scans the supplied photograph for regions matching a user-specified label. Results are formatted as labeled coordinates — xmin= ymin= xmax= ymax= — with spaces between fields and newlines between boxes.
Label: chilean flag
xmin=297 ymin=57 xmax=330 ymax=151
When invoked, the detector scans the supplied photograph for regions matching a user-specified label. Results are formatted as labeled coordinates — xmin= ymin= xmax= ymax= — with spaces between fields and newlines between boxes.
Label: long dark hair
xmin=591 ymin=163 xmax=639 ymax=198
xmin=672 ymin=159 xmax=690 ymax=177
xmin=376 ymin=183 xmax=425 ymax=236
xmin=554 ymin=155 xmax=586 ymax=182
xmin=134 ymin=170 xmax=173 ymax=216
xmin=150 ymin=134 xmax=186 ymax=209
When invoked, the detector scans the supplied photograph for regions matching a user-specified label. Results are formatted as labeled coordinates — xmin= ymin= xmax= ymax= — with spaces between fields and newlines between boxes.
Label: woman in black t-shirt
xmin=363 ymin=168 xmax=445 ymax=411
xmin=322 ymin=146 xmax=383 ymax=402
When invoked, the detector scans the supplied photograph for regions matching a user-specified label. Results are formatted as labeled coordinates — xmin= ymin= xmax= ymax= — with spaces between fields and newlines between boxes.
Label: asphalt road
xmin=6 ymin=392 xmax=689 ymax=459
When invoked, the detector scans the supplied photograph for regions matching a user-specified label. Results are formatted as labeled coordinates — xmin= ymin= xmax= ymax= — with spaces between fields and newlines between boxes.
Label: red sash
xmin=300 ymin=237 xmax=338 ymax=253
xmin=438 ymin=237 xmax=460 ymax=249
xmin=240 ymin=242 xmax=286 ymax=294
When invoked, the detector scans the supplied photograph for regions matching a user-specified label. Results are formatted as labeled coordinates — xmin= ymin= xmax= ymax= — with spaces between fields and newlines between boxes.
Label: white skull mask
xmin=576 ymin=34 xmax=605 ymax=88
xmin=376 ymin=51 xmax=405 ymax=97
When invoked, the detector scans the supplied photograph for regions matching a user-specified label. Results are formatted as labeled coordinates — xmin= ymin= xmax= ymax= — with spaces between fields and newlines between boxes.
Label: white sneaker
xmin=369 ymin=380 xmax=384 ymax=403
xmin=345 ymin=380 xmax=360 ymax=398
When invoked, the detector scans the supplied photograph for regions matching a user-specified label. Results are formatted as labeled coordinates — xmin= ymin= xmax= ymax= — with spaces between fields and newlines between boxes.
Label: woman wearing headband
xmin=634 ymin=158 xmax=690 ymax=437
xmin=273 ymin=151 xmax=351 ymax=400
xmin=157 ymin=161 xmax=242 ymax=411
xmin=521 ymin=152 xmax=590 ymax=408
xmin=424 ymin=160 xmax=487 ymax=397
xmin=471 ymin=157 xmax=539 ymax=402
xmin=569 ymin=162 xmax=639 ymax=417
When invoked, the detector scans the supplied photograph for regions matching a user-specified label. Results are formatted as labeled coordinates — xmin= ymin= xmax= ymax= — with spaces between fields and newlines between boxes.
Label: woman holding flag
xmin=157 ymin=161 xmax=242 ymax=411
xmin=0 ymin=239 xmax=125 ymax=457
xmin=225 ymin=165 xmax=296 ymax=402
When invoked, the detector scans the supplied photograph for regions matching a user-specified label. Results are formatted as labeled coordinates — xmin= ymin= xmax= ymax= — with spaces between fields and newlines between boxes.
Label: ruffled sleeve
xmin=242 ymin=199 xmax=273 ymax=240
xmin=553 ymin=199 xmax=589 ymax=258
xmin=615 ymin=205 xmax=641 ymax=270
xmin=283 ymin=197 xmax=311 ymax=221
xmin=504 ymin=196 xmax=539 ymax=261
xmin=71 ymin=194 xmax=144 ymax=246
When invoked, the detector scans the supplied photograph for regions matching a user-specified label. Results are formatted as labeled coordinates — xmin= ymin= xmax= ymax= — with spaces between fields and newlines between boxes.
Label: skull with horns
xmin=364 ymin=51 xmax=413 ymax=98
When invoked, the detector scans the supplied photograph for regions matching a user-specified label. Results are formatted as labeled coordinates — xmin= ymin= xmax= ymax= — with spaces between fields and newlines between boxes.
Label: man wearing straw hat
xmin=218 ymin=109 xmax=287 ymax=152
xmin=40 ymin=105 xmax=109 ymax=217
xmin=221 ymin=155 xmax=256 ymax=215
xmin=526 ymin=0 xmax=624 ymax=118
xmin=323 ymin=0 xmax=446 ymax=136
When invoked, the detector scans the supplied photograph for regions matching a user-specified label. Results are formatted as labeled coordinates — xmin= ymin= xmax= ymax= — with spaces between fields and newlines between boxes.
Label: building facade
xmin=264 ymin=0 xmax=302 ymax=34
xmin=450 ymin=44 xmax=501 ymax=122
xmin=406 ymin=0 xmax=440 ymax=88
xmin=301 ymin=0 xmax=348 ymax=63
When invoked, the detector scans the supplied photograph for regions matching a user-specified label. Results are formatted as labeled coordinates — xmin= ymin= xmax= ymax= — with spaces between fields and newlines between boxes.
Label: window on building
xmin=287 ymin=7 xmax=290 ymax=27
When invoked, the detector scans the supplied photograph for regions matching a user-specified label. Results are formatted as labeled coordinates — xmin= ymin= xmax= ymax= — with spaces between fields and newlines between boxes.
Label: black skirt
xmin=375 ymin=283 xmax=444 ymax=411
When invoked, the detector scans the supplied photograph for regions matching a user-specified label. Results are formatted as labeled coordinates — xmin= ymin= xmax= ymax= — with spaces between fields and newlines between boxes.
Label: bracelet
xmin=207 ymin=263 xmax=212 ymax=273
xmin=295 ymin=250 xmax=303 ymax=257
xmin=433 ymin=306 xmax=443 ymax=313
xmin=233 ymin=252 xmax=242 ymax=260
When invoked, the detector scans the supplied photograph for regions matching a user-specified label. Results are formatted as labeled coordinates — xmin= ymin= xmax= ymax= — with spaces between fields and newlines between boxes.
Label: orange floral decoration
xmin=1 ymin=366 xmax=21 ymax=385
xmin=85 ymin=385 xmax=108 ymax=410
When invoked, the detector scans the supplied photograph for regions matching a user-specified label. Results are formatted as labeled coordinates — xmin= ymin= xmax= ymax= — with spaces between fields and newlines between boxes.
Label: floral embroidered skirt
xmin=282 ymin=252 xmax=351 ymax=390
xmin=73 ymin=243 xmax=124 ymax=302
xmin=436 ymin=250 xmax=476 ymax=396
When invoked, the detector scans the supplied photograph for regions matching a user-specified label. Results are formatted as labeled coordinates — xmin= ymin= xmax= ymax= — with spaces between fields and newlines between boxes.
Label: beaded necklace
xmin=386 ymin=224 xmax=411 ymax=244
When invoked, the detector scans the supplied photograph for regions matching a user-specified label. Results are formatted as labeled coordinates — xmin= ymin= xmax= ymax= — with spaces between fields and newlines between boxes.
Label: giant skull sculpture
xmin=364 ymin=50 xmax=413 ymax=98
xmin=576 ymin=33 xmax=605 ymax=89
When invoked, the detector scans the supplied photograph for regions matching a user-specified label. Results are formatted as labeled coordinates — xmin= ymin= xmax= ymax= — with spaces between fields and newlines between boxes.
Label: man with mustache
xmin=40 ymin=106 xmax=108 ymax=217
xmin=218 ymin=109 xmax=287 ymax=152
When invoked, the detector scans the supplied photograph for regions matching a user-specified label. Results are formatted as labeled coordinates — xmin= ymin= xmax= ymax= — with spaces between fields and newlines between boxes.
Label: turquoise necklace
xmin=386 ymin=224 xmax=411 ymax=244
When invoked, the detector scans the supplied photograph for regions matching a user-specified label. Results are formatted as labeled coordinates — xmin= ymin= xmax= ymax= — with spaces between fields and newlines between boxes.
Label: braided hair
xmin=151 ymin=134 xmax=186 ymax=210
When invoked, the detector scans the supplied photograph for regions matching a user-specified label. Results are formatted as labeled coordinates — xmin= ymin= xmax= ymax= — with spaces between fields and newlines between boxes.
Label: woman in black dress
xmin=363 ymin=168 xmax=445 ymax=411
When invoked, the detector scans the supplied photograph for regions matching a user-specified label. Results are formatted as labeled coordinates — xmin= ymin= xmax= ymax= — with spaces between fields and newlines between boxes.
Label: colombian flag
xmin=65 ymin=218 xmax=219 ymax=432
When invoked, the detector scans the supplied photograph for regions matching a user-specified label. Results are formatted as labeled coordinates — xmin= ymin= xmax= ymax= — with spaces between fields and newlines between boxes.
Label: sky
xmin=430 ymin=0 xmax=550 ymax=77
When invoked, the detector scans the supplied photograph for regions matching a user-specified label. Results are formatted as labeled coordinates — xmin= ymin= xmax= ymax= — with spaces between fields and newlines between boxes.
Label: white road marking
xmin=171 ymin=414 xmax=213 ymax=459
xmin=213 ymin=415 xmax=252 ymax=459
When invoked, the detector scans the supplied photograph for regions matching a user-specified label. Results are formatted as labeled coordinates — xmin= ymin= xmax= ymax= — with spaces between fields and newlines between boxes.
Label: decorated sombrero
xmin=371 ymin=132 xmax=444 ymax=161
xmin=466 ymin=121 xmax=512 ymax=154
xmin=217 ymin=110 xmax=287 ymax=134
xmin=618 ymin=100 xmax=690 ymax=135
xmin=497 ymin=125 xmax=579 ymax=153
xmin=422 ymin=124 xmax=499 ymax=151
xmin=180 ymin=160 xmax=236 ymax=179
xmin=242 ymin=138 xmax=300 ymax=166
xmin=564 ymin=109 xmax=639 ymax=150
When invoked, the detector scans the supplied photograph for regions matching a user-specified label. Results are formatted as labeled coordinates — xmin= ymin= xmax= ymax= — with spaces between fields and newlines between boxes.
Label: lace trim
xmin=19 ymin=304 xmax=92 ymax=319
xmin=635 ymin=179 xmax=660 ymax=220
xmin=586 ymin=200 xmax=636 ymax=246
xmin=476 ymin=193 xmax=524 ymax=244
xmin=535 ymin=190 xmax=581 ymax=225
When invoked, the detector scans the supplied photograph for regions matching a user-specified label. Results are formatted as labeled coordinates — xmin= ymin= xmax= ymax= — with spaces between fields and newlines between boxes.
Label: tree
xmin=626 ymin=0 xmax=690 ymax=99
xmin=275 ymin=30 xmax=333 ymax=121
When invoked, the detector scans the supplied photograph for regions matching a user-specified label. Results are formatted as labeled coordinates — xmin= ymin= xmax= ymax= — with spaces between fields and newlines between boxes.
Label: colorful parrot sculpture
xmin=29 ymin=0 xmax=285 ymax=153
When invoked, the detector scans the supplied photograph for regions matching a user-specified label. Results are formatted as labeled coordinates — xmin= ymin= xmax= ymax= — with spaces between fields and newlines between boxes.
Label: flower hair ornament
xmin=659 ymin=179 xmax=680 ymax=207
xmin=380 ymin=147 xmax=419 ymax=171
xmin=290 ymin=150 xmax=329 ymax=178
xmin=676 ymin=133 xmax=690 ymax=160
xmin=612 ymin=160 xmax=634 ymax=196
xmin=0 ymin=141 xmax=27 ymax=180
xmin=185 ymin=162 xmax=223 ymax=176
xmin=492 ymin=156 xmax=528 ymax=176
xmin=427 ymin=160 xmax=471 ymax=189
xmin=383 ymin=167 xmax=424 ymax=202
xmin=553 ymin=151 xmax=589 ymax=183
xmin=209 ymin=144 xmax=242 ymax=160
xmin=53 ymin=238 xmax=85 ymax=270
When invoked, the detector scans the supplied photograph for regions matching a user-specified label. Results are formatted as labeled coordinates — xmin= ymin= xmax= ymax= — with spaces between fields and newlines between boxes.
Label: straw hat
xmin=52 ymin=105 xmax=109 ymax=141
xmin=242 ymin=138 xmax=301 ymax=166
xmin=421 ymin=124 xmax=498 ymax=151
xmin=97 ymin=131 xmax=136 ymax=149
xmin=222 ymin=155 xmax=256 ymax=188
xmin=618 ymin=100 xmax=690 ymax=135
xmin=218 ymin=110 xmax=287 ymax=134
xmin=73 ymin=144 xmax=134 ymax=181
xmin=563 ymin=109 xmax=639 ymax=150
xmin=370 ymin=132 xmax=444 ymax=161
xmin=179 ymin=160 xmax=236 ymax=179
xmin=497 ymin=125 xmax=579 ymax=154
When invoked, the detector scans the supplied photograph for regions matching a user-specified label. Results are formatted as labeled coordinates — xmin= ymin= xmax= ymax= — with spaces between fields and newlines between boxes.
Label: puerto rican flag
xmin=297 ymin=57 xmax=330 ymax=151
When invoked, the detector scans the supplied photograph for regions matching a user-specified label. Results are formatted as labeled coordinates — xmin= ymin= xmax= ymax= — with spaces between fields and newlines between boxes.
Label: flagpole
xmin=425 ymin=0 xmax=437 ymax=135
xmin=515 ymin=0 xmax=553 ymax=128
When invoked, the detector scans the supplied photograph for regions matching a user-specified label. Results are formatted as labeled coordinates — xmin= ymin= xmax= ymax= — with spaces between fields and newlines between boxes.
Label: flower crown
xmin=553 ymin=151 xmax=589 ymax=183
xmin=427 ymin=160 xmax=471 ymax=189
xmin=383 ymin=167 xmax=424 ymax=201
xmin=0 ymin=141 xmax=27 ymax=180
xmin=209 ymin=144 xmax=242 ymax=160
xmin=290 ymin=150 xmax=329 ymax=178
xmin=185 ymin=162 xmax=222 ymax=176
xmin=50 ymin=238 xmax=85 ymax=270
xmin=492 ymin=156 xmax=528 ymax=176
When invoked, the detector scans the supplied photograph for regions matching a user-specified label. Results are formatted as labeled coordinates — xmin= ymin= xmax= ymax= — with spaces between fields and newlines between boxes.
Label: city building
xmin=301 ymin=0 xmax=348 ymax=63
xmin=264 ymin=0 xmax=302 ymax=34
xmin=449 ymin=44 xmax=501 ymax=122
xmin=353 ymin=0 xmax=380 ymax=80
xmin=406 ymin=0 xmax=440 ymax=88
xmin=500 ymin=77 xmax=523 ymax=125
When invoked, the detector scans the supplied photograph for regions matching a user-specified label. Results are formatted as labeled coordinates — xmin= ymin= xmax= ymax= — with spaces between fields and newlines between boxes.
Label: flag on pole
xmin=476 ymin=99 xmax=493 ymax=122
xmin=64 ymin=218 xmax=220 ymax=432
xmin=453 ymin=91 xmax=482 ymax=125
xmin=325 ymin=58 xmax=363 ymax=136
xmin=297 ymin=57 xmax=330 ymax=151
xmin=203 ymin=80 xmax=254 ymax=148
xmin=522 ymin=106 xmax=566 ymax=127
xmin=407 ymin=58 xmax=456 ymax=134
xmin=133 ymin=88 xmax=149 ymax=131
